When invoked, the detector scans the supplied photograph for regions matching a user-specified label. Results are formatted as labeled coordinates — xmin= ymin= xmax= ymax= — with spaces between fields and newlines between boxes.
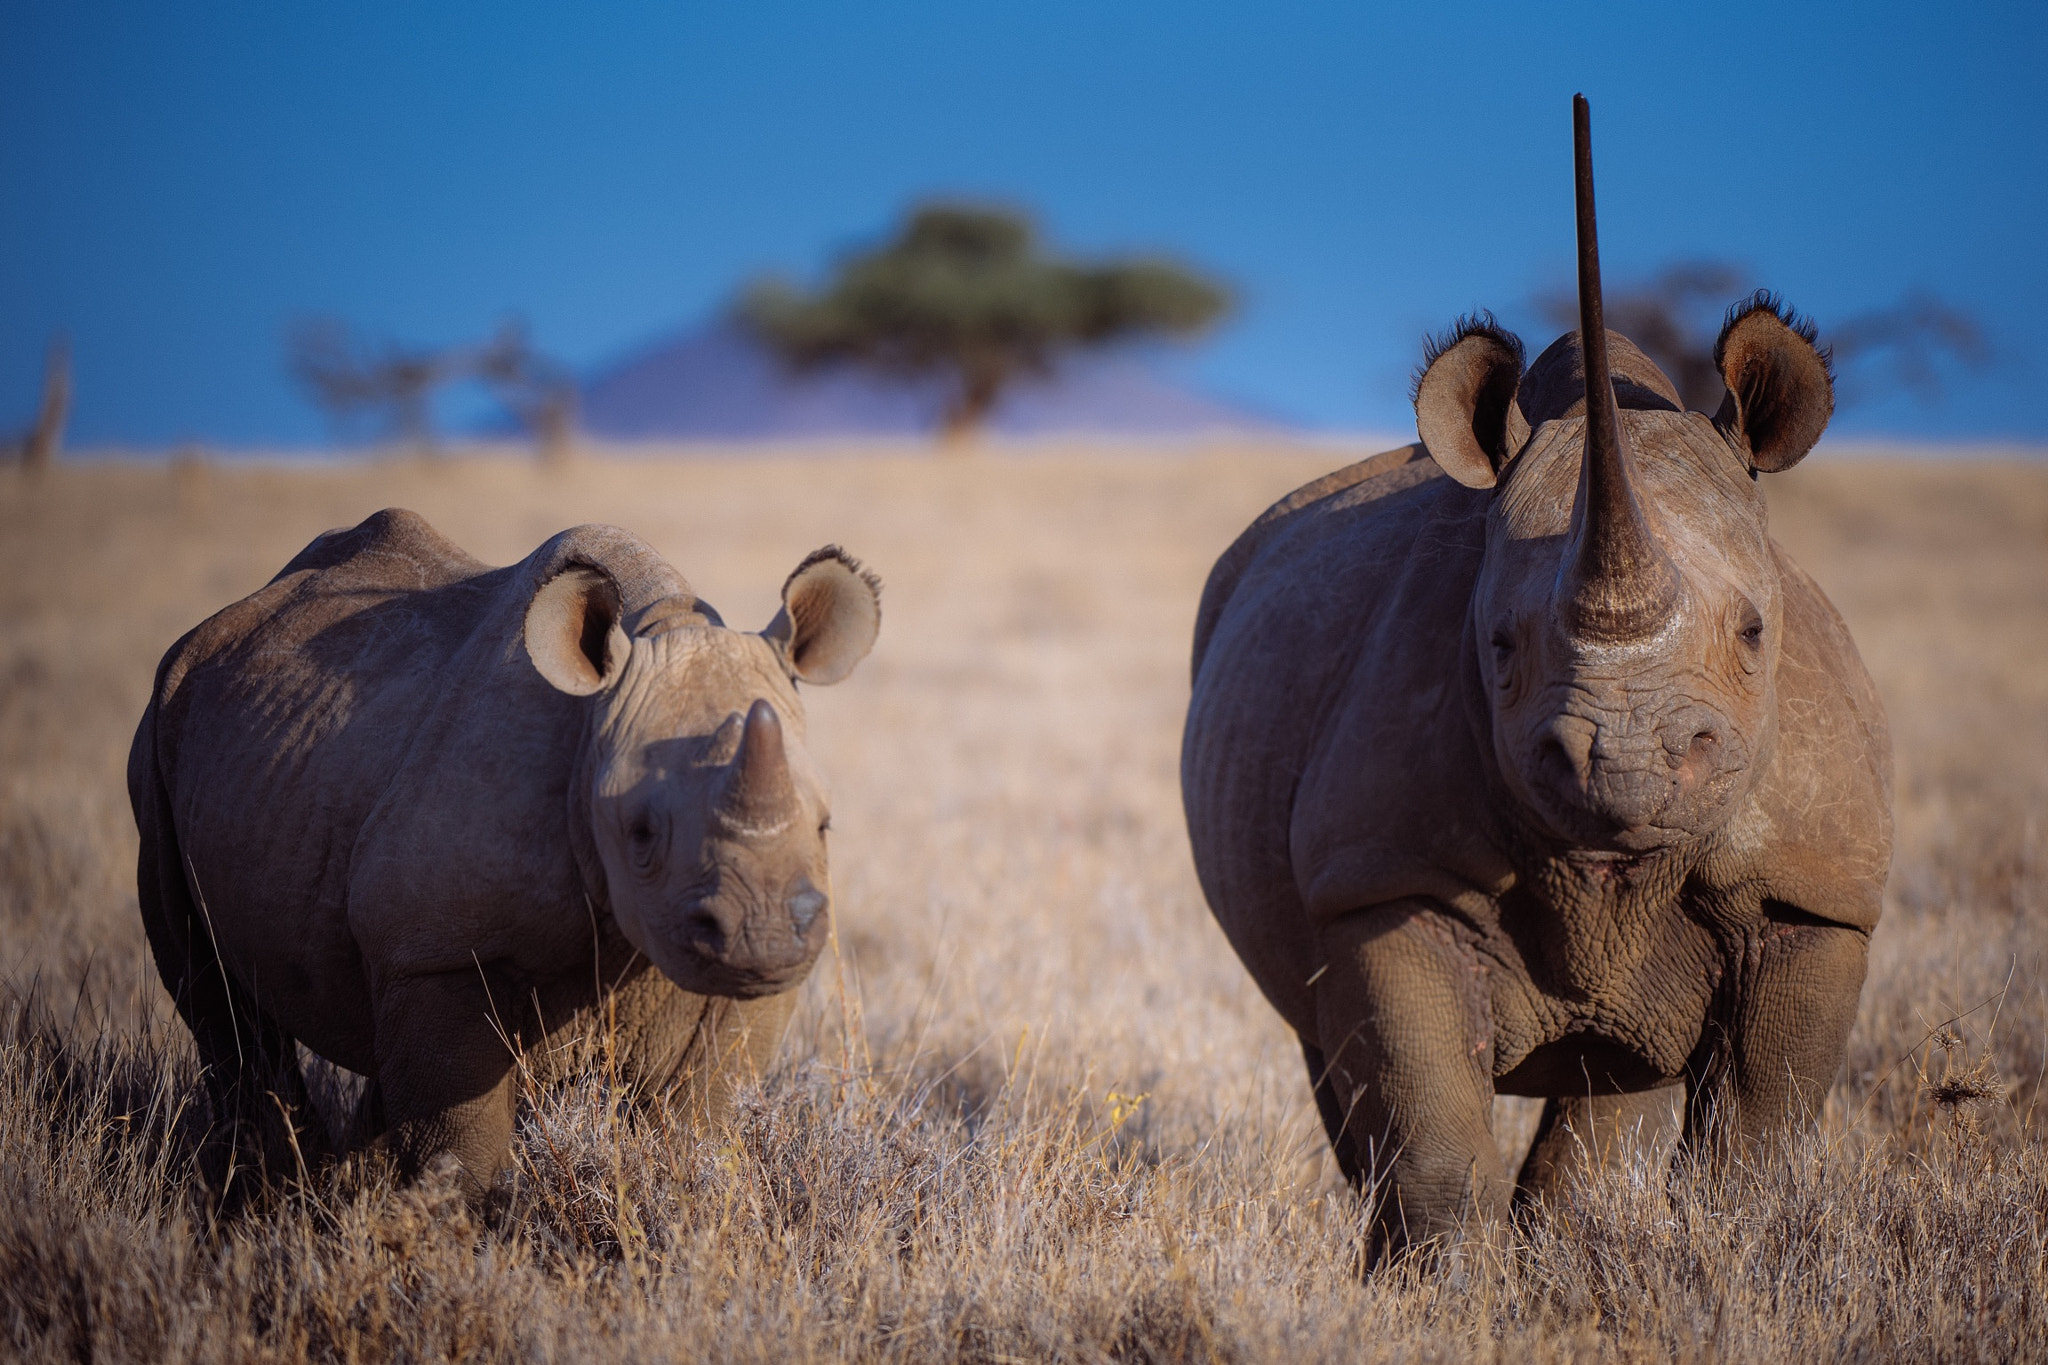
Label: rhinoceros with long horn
xmin=130 ymin=509 xmax=880 ymax=1203
xmin=1182 ymin=95 xmax=1889 ymax=1254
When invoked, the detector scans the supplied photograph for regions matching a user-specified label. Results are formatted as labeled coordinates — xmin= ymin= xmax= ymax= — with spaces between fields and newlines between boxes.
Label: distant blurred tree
xmin=1825 ymin=293 xmax=1990 ymax=407
xmin=739 ymin=203 xmax=1230 ymax=443
xmin=289 ymin=319 xmax=577 ymax=457
xmin=473 ymin=322 xmax=579 ymax=463
xmin=289 ymin=320 xmax=452 ymax=448
xmin=4 ymin=336 xmax=71 ymax=475
xmin=1536 ymin=262 xmax=1989 ymax=415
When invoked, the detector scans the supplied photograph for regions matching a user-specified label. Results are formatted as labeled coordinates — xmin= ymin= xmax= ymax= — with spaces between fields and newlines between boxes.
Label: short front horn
xmin=719 ymin=700 xmax=797 ymax=832
xmin=1561 ymin=93 xmax=1682 ymax=643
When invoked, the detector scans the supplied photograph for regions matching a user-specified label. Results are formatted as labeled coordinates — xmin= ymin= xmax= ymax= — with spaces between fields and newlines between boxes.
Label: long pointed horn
xmin=719 ymin=700 xmax=797 ymax=832
xmin=1562 ymin=93 xmax=1681 ymax=642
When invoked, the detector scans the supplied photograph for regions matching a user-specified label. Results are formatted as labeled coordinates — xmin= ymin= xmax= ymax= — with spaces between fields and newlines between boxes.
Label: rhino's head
xmin=524 ymin=547 xmax=880 ymax=997
xmin=1414 ymin=96 xmax=1834 ymax=855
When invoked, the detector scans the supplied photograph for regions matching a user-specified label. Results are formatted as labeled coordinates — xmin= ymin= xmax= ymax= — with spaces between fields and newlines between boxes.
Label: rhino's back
xmin=151 ymin=508 xmax=505 ymax=826
xmin=1191 ymin=444 xmax=1442 ymax=678
xmin=1183 ymin=447 xmax=1492 ymax=1033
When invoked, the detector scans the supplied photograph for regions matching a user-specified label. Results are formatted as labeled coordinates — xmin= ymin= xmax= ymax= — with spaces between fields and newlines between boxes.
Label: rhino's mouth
xmin=667 ymin=956 xmax=813 ymax=1001
xmin=1539 ymin=807 xmax=1688 ymax=854
xmin=1525 ymin=755 xmax=1745 ymax=854
xmin=664 ymin=931 xmax=821 ymax=999
xmin=650 ymin=879 xmax=831 ymax=1000
xmin=1519 ymin=749 xmax=1677 ymax=847
xmin=1567 ymin=849 xmax=1643 ymax=869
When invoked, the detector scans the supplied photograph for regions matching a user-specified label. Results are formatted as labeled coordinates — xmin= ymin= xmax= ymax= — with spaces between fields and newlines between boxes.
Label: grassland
xmin=2 ymin=442 xmax=2045 ymax=1362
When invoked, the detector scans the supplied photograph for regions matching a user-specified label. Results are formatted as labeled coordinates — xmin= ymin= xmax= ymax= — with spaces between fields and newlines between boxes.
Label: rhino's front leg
xmin=1685 ymin=913 xmax=1869 ymax=1160
xmin=592 ymin=967 xmax=799 ymax=1123
xmin=1516 ymin=1088 xmax=1682 ymax=1206
xmin=373 ymin=970 xmax=520 ymax=1201
xmin=1314 ymin=901 xmax=1507 ymax=1256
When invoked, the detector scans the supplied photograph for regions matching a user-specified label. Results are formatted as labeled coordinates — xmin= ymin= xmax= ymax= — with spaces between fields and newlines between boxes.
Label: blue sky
xmin=3 ymin=1 xmax=2043 ymax=446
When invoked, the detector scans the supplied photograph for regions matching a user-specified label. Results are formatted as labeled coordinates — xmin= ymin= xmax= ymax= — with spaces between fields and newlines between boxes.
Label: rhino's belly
xmin=221 ymin=927 xmax=378 ymax=1076
xmin=1495 ymin=1034 xmax=1678 ymax=1095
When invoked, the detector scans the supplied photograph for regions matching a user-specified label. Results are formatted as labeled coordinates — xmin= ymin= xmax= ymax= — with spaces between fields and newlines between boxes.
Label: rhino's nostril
xmin=684 ymin=908 xmax=726 ymax=954
xmin=1537 ymin=736 xmax=1579 ymax=790
xmin=786 ymin=880 xmax=828 ymax=935
xmin=1682 ymin=729 xmax=1718 ymax=769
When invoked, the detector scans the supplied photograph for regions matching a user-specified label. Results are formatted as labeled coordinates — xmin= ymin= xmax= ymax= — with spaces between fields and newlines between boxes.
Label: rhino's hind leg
xmin=182 ymin=967 xmax=328 ymax=1206
xmin=134 ymin=765 xmax=327 ymax=1206
xmin=1514 ymin=1089 xmax=1682 ymax=1207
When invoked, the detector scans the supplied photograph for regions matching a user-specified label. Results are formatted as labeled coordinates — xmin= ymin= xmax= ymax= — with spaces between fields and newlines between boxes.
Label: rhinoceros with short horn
xmin=130 ymin=508 xmax=880 ymax=1202
xmin=1182 ymin=96 xmax=1890 ymax=1254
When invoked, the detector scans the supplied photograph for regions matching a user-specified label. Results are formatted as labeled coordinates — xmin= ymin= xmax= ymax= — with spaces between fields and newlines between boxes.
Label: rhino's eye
xmin=1738 ymin=617 xmax=1764 ymax=649
xmin=817 ymin=813 xmax=832 ymax=838
xmin=627 ymin=815 xmax=661 ymax=869
xmin=1490 ymin=628 xmax=1516 ymax=679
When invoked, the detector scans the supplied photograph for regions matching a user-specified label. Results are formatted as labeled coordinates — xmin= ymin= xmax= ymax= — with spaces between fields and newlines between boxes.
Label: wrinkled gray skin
xmin=130 ymin=509 xmax=880 ymax=1204
xmin=1183 ymin=103 xmax=1890 ymax=1258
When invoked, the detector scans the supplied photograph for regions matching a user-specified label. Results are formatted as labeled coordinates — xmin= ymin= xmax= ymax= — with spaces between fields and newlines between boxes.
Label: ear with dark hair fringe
xmin=782 ymin=545 xmax=883 ymax=610
xmin=1413 ymin=312 xmax=1528 ymax=489
xmin=1713 ymin=290 xmax=1835 ymax=473
xmin=1713 ymin=290 xmax=1833 ymax=378
xmin=1411 ymin=312 xmax=1527 ymax=403
xmin=766 ymin=546 xmax=882 ymax=685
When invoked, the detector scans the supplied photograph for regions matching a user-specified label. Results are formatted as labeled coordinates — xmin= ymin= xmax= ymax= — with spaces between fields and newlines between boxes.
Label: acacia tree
xmin=289 ymin=318 xmax=576 ymax=458
xmin=472 ymin=323 xmax=578 ymax=462
xmin=1536 ymin=262 xmax=1988 ymax=414
xmin=739 ymin=204 xmax=1229 ymax=442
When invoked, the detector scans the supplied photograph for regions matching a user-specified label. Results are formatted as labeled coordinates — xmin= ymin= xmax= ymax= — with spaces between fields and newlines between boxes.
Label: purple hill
xmin=573 ymin=320 xmax=1288 ymax=441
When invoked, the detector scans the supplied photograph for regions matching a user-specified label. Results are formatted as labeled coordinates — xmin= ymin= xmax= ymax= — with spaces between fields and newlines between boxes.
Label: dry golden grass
xmin=2 ymin=442 xmax=2045 ymax=1362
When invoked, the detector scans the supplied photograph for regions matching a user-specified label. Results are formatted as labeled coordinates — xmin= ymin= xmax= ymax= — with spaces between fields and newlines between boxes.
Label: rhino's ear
xmin=764 ymin=547 xmax=880 ymax=686
xmin=1414 ymin=316 xmax=1528 ymax=489
xmin=525 ymin=563 xmax=629 ymax=695
xmin=1713 ymin=291 xmax=1834 ymax=472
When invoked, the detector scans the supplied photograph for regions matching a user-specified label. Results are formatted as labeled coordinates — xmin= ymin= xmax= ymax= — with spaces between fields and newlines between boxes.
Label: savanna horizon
xmin=3 ymin=443 xmax=2044 ymax=1361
